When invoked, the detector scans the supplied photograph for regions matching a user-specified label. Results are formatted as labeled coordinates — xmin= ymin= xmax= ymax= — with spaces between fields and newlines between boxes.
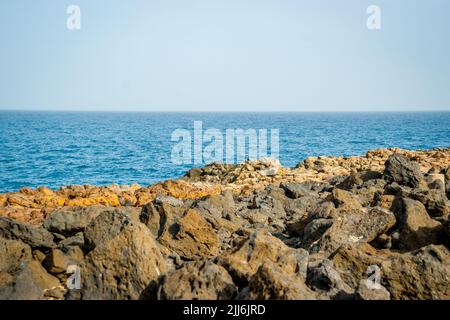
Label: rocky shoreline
xmin=1 ymin=147 xmax=449 ymax=300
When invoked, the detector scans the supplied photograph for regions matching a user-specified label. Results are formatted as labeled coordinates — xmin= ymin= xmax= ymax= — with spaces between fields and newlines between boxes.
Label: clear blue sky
xmin=0 ymin=0 xmax=449 ymax=111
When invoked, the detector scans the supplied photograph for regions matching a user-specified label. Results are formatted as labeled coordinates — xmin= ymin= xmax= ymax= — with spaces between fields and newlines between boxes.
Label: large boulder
xmin=238 ymin=260 xmax=317 ymax=300
xmin=328 ymin=188 xmax=362 ymax=210
xmin=217 ymin=229 xmax=309 ymax=286
xmin=302 ymin=218 xmax=334 ymax=244
xmin=280 ymin=182 xmax=311 ymax=199
xmin=383 ymin=154 xmax=424 ymax=188
xmin=43 ymin=246 xmax=84 ymax=277
xmin=157 ymin=260 xmax=237 ymax=300
xmin=237 ymin=186 xmax=288 ymax=232
xmin=330 ymin=244 xmax=383 ymax=289
xmin=0 ymin=238 xmax=61 ymax=300
xmin=83 ymin=209 xmax=133 ymax=251
xmin=0 ymin=217 xmax=55 ymax=249
xmin=330 ymin=243 xmax=450 ymax=300
xmin=408 ymin=189 xmax=450 ymax=218
xmin=140 ymin=197 xmax=187 ymax=238
xmin=306 ymin=259 xmax=353 ymax=299
xmin=393 ymin=197 xmax=443 ymax=250
xmin=44 ymin=206 xmax=103 ymax=236
xmin=81 ymin=211 xmax=167 ymax=300
xmin=158 ymin=209 xmax=220 ymax=260
xmin=194 ymin=190 xmax=236 ymax=219
xmin=310 ymin=207 xmax=396 ymax=255
xmin=381 ymin=245 xmax=450 ymax=299
xmin=44 ymin=206 xmax=140 ymax=237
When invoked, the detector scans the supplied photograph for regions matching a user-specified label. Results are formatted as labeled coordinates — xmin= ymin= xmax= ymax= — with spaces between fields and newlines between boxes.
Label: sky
xmin=0 ymin=0 xmax=449 ymax=112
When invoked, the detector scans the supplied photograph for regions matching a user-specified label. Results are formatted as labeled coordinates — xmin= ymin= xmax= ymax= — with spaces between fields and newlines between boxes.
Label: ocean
xmin=0 ymin=111 xmax=449 ymax=192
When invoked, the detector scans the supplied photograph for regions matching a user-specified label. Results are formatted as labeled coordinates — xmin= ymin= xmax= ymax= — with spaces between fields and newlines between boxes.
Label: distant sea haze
xmin=0 ymin=111 xmax=449 ymax=192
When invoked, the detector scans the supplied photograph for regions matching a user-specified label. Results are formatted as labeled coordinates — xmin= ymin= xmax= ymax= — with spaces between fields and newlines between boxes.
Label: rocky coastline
xmin=1 ymin=147 xmax=449 ymax=300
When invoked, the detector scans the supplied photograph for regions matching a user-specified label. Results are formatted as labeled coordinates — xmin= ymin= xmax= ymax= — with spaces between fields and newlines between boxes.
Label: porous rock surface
xmin=0 ymin=148 xmax=449 ymax=300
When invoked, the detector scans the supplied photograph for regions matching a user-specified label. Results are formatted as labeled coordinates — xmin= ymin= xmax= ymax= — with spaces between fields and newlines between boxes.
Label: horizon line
xmin=1 ymin=109 xmax=450 ymax=113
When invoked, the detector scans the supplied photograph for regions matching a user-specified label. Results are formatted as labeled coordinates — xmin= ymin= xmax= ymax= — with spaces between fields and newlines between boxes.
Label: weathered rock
xmin=426 ymin=173 xmax=446 ymax=191
xmin=383 ymin=154 xmax=424 ymax=188
xmin=0 ymin=237 xmax=33 ymax=271
xmin=217 ymin=230 xmax=309 ymax=285
xmin=43 ymin=246 xmax=84 ymax=275
xmin=86 ymin=211 xmax=134 ymax=251
xmin=0 ymin=147 xmax=449 ymax=300
xmin=6 ymin=193 xmax=37 ymax=208
xmin=280 ymin=182 xmax=310 ymax=199
xmin=302 ymin=218 xmax=334 ymax=243
xmin=158 ymin=260 xmax=237 ymax=300
xmin=329 ymin=188 xmax=362 ymax=210
xmin=408 ymin=189 xmax=450 ymax=218
xmin=238 ymin=261 xmax=317 ymax=300
xmin=140 ymin=196 xmax=188 ymax=239
xmin=159 ymin=209 xmax=220 ymax=260
xmin=330 ymin=244 xmax=384 ymax=289
xmin=393 ymin=197 xmax=443 ymax=250
xmin=195 ymin=189 xmax=235 ymax=220
xmin=81 ymin=212 xmax=167 ymax=300
xmin=381 ymin=245 xmax=450 ymax=299
xmin=0 ymin=217 xmax=55 ymax=249
xmin=44 ymin=206 xmax=139 ymax=237
xmin=0 ymin=206 xmax=46 ymax=226
xmin=310 ymin=207 xmax=396 ymax=255
xmin=44 ymin=206 xmax=101 ymax=236
xmin=58 ymin=232 xmax=84 ymax=249
xmin=306 ymin=259 xmax=353 ymax=299
xmin=0 ymin=237 xmax=61 ymax=300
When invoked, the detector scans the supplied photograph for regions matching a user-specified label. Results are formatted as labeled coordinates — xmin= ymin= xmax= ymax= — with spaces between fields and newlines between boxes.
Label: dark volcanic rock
xmin=280 ymin=182 xmax=311 ymax=199
xmin=45 ymin=206 xmax=140 ymax=237
xmin=302 ymin=218 xmax=334 ymax=244
xmin=158 ymin=209 xmax=220 ymax=260
xmin=306 ymin=259 xmax=353 ymax=299
xmin=0 ymin=217 xmax=55 ymax=249
xmin=217 ymin=230 xmax=309 ymax=286
xmin=392 ymin=197 xmax=443 ymax=250
xmin=408 ymin=189 xmax=450 ymax=218
xmin=383 ymin=154 xmax=424 ymax=188
xmin=2 ymin=148 xmax=450 ymax=301
xmin=81 ymin=211 xmax=167 ymax=300
xmin=0 ymin=237 xmax=61 ymax=300
xmin=238 ymin=260 xmax=317 ymax=300
xmin=157 ymin=260 xmax=237 ymax=300
xmin=329 ymin=188 xmax=362 ymax=210
xmin=44 ymin=206 xmax=104 ymax=236
xmin=310 ymin=207 xmax=396 ymax=255
xmin=381 ymin=245 xmax=450 ymax=299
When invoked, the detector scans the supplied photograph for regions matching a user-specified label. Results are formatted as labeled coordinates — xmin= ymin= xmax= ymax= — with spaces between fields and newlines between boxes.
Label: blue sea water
xmin=0 ymin=111 xmax=449 ymax=193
